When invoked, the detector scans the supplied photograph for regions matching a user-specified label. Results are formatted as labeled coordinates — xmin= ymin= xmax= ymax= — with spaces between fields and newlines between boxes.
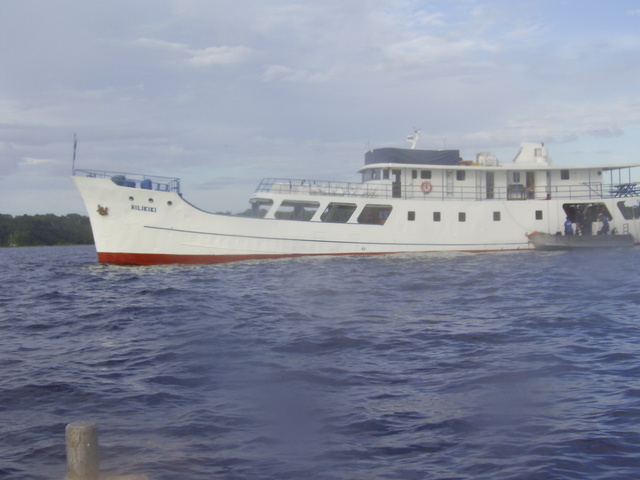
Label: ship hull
xmin=73 ymin=175 xmax=639 ymax=265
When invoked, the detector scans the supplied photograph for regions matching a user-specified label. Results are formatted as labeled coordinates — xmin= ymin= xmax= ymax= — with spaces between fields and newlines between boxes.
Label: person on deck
xmin=599 ymin=213 xmax=610 ymax=234
xmin=564 ymin=217 xmax=574 ymax=235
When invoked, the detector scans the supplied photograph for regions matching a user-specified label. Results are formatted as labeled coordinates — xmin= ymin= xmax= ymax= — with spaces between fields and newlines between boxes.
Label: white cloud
xmin=21 ymin=157 xmax=53 ymax=165
xmin=135 ymin=37 xmax=255 ymax=67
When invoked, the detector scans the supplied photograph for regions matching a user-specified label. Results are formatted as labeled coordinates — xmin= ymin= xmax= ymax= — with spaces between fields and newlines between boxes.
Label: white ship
xmin=73 ymin=138 xmax=640 ymax=264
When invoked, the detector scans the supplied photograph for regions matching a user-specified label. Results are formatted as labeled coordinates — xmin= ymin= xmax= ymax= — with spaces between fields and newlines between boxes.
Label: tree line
xmin=0 ymin=214 xmax=94 ymax=247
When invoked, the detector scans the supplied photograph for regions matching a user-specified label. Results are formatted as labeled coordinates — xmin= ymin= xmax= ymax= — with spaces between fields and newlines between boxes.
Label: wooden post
xmin=65 ymin=421 xmax=99 ymax=480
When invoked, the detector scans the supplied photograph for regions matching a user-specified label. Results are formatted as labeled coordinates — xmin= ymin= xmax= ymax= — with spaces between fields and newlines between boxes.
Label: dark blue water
xmin=1 ymin=246 xmax=640 ymax=480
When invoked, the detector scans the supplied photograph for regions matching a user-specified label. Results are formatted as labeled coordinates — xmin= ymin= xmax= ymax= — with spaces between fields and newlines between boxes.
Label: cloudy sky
xmin=2 ymin=0 xmax=640 ymax=215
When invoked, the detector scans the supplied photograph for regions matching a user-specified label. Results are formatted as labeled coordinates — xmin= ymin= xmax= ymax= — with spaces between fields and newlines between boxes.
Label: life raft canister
xmin=420 ymin=181 xmax=433 ymax=194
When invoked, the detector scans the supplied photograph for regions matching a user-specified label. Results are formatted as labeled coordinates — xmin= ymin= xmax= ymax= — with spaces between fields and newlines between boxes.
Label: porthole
xmin=129 ymin=196 xmax=134 ymax=201
xmin=167 ymin=201 xmax=173 ymax=206
xmin=148 ymin=198 xmax=154 ymax=203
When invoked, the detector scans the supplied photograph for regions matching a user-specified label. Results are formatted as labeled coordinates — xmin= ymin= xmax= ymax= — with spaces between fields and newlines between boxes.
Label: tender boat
xmin=72 ymin=136 xmax=640 ymax=264
xmin=527 ymin=232 xmax=635 ymax=250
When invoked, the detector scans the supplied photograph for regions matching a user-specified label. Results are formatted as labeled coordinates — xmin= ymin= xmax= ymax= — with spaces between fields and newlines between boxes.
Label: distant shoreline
xmin=0 ymin=213 xmax=94 ymax=248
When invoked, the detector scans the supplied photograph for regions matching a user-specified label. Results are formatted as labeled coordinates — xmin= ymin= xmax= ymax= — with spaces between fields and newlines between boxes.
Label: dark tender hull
xmin=528 ymin=232 xmax=635 ymax=250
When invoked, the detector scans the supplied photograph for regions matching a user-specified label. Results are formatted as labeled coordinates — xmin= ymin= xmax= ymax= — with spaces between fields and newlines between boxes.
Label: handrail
xmin=254 ymin=178 xmax=638 ymax=201
xmin=74 ymin=168 xmax=181 ymax=193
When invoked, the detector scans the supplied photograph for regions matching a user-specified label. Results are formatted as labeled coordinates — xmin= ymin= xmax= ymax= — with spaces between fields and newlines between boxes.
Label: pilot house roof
xmin=364 ymin=148 xmax=461 ymax=166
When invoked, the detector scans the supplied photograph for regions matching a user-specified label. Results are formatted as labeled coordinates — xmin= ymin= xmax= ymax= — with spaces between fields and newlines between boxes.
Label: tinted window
xmin=321 ymin=203 xmax=357 ymax=223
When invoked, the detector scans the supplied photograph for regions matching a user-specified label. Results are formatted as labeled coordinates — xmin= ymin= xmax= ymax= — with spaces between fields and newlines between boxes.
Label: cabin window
xmin=382 ymin=169 xmax=390 ymax=180
xmin=535 ymin=210 xmax=543 ymax=220
xmin=412 ymin=170 xmax=417 ymax=179
xmin=321 ymin=203 xmax=357 ymax=223
xmin=560 ymin=170 xmax=570 ymax=180
xmin=358 ymin=205 xmax=392 ymax=225
xmin=493 ymin=211 xmax=501 ymax=221
xmin=363 ymin=169 xmax=382 ymax=182
xmin=433 ymin=212 xmax=441 ymax=222
xmin=617 ymin=201 xmax=640 ymax=220
xmin=513 ymin=172 xmax=521 ymax=183
xmin=456 ymin=171 xmax=466 ymax=181
xmin=421 ymin=170 xmax=432 ymax=180
xmin=250 ymin=199 xmax=273 ymax=218
xmin=275 ymin=201 xmax=320 ymax=221
xmin=408 ymin=211 xmax=415 ymax=221
xmin=459 ymin=212 xmax=466 ymax=222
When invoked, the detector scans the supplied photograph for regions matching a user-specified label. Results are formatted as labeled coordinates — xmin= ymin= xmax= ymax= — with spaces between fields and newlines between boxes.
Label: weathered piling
xmin=63 ymin=421 xmax=149 ymax=480
xmin=65 ymin=421 xmax=99 ymax=480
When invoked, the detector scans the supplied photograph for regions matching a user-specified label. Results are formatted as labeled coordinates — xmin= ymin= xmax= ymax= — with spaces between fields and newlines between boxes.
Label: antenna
xmin=406 ymin=128 xmax=421 ymax=149
xmin=72 ymin=133 xmax=78 ymax=174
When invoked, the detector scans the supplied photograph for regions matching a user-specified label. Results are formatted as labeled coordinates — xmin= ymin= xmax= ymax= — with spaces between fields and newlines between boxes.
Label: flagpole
xmin=72 ymin=133 xmax=77 ymax=174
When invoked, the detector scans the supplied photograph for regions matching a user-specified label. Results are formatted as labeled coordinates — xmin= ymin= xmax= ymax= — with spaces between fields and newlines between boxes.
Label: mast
xmin=72 ymin=133 xmax=77 ymax=174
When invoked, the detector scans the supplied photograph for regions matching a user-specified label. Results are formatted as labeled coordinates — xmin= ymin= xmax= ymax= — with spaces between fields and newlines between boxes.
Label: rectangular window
xmin=456 ymin=171 xmax=466 ymax=181
xmin=412 ymin=170 xmax=417 ymax=179
xmin=249 ymin=199 xmax=273 ymax=218
xmin=320 ymin=203 xmax=357 ymax=223
xmin=459 ymin=212 xmax=466 ymax=222
xmin=433 ymin=212 xmax=441 ymax=222
xmin=618 ymin=201 xmax=640 ymax=220
xmin=513 ymin=172 xmax=521 ymax=183
xmin=382 ymin=169 xmax=390 ymax=180
xmin=561 ymin=169 xmax=570 ymax=180
xmin=493 ymin=211 xmax=501 ymax=221
xmin=421 ymin=170 xmax=432 ymax=180
xmin=275 ymin=201 xmax=320 ymax=221
xmin=407 ymin=211 xmax=415 ymax=221
xmin=535 ymin=210 xmax=543 ymax=220
xmin=357 ymin=205 xmax=393 ymax=225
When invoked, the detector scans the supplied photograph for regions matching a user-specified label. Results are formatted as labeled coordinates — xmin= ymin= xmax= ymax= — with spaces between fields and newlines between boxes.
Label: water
xmin=1 ymin=246 xmax=640 ymax=480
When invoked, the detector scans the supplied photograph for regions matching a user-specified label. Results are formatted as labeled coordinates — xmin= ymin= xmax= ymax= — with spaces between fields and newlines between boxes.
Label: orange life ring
xmin=420 ymin=181 xmax=433 ymax=194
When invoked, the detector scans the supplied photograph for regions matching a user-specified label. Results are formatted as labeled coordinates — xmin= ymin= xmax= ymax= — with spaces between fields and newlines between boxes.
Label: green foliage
xmin=0 ymin=214 xmax=94 ymax=247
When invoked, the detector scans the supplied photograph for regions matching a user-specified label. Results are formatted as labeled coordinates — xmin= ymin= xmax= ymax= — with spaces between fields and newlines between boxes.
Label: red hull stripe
xmin=97 ymin=248 xmax=527 ymax=265
xmin=97 ymin=251 xmax=308 ymax=265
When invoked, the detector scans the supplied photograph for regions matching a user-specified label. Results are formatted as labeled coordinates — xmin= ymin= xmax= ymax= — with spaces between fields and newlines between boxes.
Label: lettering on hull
xmin=131 ymin=205 xmax=157 ymax=213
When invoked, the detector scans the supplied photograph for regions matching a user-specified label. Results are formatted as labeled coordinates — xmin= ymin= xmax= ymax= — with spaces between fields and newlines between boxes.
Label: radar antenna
xmin=406 ymin=128 xmax=421 ymax=149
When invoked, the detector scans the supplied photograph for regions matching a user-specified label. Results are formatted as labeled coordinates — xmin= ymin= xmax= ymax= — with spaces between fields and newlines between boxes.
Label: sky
xmin=2 ymin=0 xmax=640 ymax=215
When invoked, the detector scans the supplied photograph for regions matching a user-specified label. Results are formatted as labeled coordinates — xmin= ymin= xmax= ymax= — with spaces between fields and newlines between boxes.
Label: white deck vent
xmin=476 ymin=152 xmax=499 ymax=166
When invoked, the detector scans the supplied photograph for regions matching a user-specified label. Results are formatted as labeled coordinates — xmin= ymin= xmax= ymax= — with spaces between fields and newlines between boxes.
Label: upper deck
xmin=253 ymin=143 xmax=640 ymax=202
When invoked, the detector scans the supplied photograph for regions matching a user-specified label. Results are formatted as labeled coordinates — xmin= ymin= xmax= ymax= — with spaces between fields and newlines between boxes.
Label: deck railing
xmin=74 ymin=169 xmax=181 ymax=193
xmin=255 ymin=178 xmax=639 ymax=201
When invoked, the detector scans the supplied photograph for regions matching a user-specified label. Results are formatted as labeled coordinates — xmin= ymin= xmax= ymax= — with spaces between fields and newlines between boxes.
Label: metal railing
xmin=74 ymin=168 xmax=181 ymax=193
xmin=255 ymin=178 xmax=639 ymax=202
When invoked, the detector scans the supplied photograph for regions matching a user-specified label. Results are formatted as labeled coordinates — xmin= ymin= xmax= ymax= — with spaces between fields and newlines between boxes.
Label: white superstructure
xmin=73 ymin=142 xmax=640 ymax=264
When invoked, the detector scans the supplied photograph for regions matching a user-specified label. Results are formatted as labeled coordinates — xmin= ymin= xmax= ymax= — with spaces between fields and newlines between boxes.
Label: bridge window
xmin=250 ymin=199 xmax=273 ymax=218
xmin=358 ymin=205 xmax=392 ymax=225
xmin=275 ymin=201 xmax=320 ymax=221
xmin=363 ymin=169 xmax=382 ymax=182
xmin=617 ymin=201 xmax=640 ymax=220
xmin=321 ymin=203 xmax=357 ymax=223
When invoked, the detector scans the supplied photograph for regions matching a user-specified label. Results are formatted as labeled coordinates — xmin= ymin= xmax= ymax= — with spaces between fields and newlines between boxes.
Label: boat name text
xmin=131 ymin=205 xmax=157 ymax=213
